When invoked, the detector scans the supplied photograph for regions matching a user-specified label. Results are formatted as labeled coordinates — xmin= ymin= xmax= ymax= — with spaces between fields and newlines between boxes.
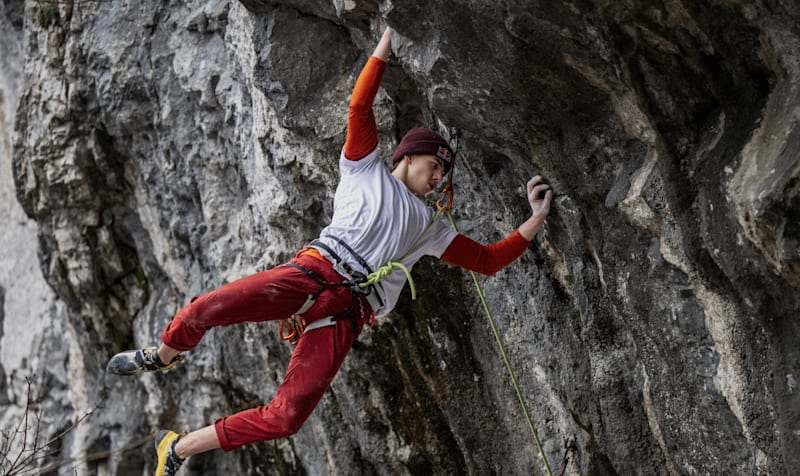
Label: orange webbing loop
xmin=436 ymin=129 xmax=459 ymax=213
xmin=279 ymin=317 xmax=305 ymax=345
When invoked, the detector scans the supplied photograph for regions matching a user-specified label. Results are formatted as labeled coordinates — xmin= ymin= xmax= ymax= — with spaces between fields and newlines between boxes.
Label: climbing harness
xmin=433 ymin=129 xmax=564 ymax=476
xmin=278 ymin=261 xmax=375 ymax=345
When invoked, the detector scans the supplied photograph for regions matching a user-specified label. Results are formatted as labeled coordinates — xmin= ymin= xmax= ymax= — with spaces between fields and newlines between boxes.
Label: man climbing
xmin=107 ymin=26 xmax=552 ymax=475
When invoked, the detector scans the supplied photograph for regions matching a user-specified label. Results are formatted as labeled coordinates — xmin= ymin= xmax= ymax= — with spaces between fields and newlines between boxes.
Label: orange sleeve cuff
xmin=344 ymin=57 xmax=387 ymax=161
xmin=441 ymin=230 xmax=531 ymax=276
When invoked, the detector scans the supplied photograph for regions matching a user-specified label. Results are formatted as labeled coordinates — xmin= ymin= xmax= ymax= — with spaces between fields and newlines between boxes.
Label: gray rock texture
xmin=1 ymin=0 xmax=799 ymax=474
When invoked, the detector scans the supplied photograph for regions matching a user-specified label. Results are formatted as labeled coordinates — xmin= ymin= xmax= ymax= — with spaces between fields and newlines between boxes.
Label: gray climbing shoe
xmin=106 ymin=346 xmax=184 ymax=376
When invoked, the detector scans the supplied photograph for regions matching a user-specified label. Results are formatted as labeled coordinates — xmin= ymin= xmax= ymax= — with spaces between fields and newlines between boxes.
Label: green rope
xmin=445 ymin=211 xmax=554 ymax=476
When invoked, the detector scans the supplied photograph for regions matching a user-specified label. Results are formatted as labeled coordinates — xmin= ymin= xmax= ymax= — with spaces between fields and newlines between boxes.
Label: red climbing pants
xmin=161 ymin=252 xmax=370 ymax=450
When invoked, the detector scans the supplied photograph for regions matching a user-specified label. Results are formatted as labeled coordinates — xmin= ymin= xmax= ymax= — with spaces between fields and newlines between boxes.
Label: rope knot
xmin=360 ymin=261 xmax=416 ymax=299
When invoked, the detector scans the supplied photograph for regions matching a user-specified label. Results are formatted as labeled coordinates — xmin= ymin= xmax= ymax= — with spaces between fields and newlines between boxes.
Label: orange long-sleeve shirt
xmin=345 ymin=56 xmax=386 ymax=160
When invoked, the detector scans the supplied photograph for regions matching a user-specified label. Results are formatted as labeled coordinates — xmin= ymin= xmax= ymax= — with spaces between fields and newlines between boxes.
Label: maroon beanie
xmin=391 ymin=128 xmax=454 ymax=173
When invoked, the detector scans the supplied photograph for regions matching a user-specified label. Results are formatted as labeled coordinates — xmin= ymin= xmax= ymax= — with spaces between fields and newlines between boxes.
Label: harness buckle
xmin=347 ymin=270 xmax=374 ymax=296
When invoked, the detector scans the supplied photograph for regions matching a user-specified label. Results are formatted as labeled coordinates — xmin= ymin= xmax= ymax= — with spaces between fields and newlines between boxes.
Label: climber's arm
xmin=441 ymin=176 xmax=552 ymax=275
xmin=344 ymin=28 xmax=392 ymax=161
xmin=441 ymin=232 xmax=531 ymax=276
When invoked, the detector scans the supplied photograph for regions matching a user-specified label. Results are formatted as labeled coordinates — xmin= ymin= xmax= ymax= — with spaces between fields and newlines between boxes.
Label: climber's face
xmin=402 ymin=154 xmax=446 ymax=196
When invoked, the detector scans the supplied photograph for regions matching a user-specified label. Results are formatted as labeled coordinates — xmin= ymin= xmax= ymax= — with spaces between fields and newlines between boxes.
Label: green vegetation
xmin=36 ymin=3 xmax=59 ymax=29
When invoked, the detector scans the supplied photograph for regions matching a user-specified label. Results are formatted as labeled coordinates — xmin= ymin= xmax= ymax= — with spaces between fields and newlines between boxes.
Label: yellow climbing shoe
xmin=154 ymin=430 xmax=185 ymax=476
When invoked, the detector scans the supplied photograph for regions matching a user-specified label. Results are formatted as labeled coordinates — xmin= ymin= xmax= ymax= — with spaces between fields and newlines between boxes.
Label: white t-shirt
xmin=315 ymin=148 xmax=458 ymax=317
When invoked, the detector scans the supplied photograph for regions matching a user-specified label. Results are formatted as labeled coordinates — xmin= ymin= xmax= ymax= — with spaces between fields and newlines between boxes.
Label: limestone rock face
xmin=1 ymin=0 xmax=799 ymax=474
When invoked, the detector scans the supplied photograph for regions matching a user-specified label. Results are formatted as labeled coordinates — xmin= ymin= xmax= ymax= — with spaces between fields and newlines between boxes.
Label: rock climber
xmin=106 ymin=26 xmax=552 ymax=475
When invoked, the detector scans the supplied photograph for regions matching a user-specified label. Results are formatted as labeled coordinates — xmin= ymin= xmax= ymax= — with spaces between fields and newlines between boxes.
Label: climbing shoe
xmin=155 ymin=430 xmax=185 ymax=476
xmin=106 ymin=346 xmax=184 ymax=376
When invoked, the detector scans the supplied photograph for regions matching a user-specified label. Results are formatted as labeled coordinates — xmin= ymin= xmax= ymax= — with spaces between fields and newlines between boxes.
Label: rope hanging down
xmin=442 ymin=210 xmax=554 ymax=476
xmin=437 ymin=130 xmax=557 ymax=476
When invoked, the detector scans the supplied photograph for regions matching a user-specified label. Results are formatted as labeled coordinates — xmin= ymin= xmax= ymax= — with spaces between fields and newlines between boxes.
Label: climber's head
xmin=391 ymin=128 xmax=454 ymax=197
xmin=391 ymin=128 xmax=454 ymax=174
